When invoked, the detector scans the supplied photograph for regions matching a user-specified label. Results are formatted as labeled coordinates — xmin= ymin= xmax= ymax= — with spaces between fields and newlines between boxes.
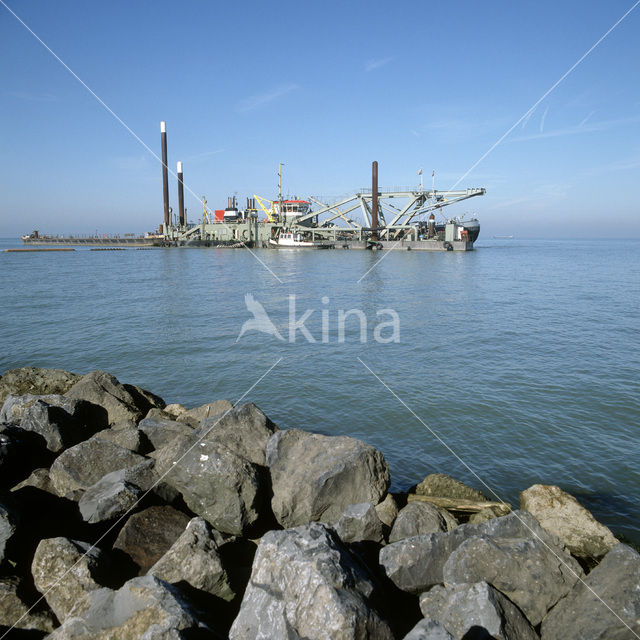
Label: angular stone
xmin=0 ymin=393 xmax=62 ymax=423
xmin=156 ymin=434 xmax=266 ymax=536
xmin=375 ymin=494 xmax=399 ymax=529
xmin=148 ymin=517 xmax=234 ymax=601
xmin=267 ymin=429 xmax=390 ymax=528
xmin=138 ymin=412 xmax=193 ymax=450
xmin=0 ymin=367 xmax=81 ymax=404
xmin=403 ymin=619 xmax=454 ymax=640
xmin=92 ymin=426 xmax=147 ymax=453
xmin=443 ymin=534 xmax=582 ymax=626
xmin=379 ymin=510 xmax=570 ymax=594
xmin=521 ymin=484 xmax=618 ymax=561
xmin=541 ymin=543 xmax=640 ymax=640
xmin=163 ymin=403 xmax=188 ymax=418
xmin=31 ymin=537 xmax=108 ymax=622
xmin=177 ymin=399 xmax=234 ymax=427
xmin=335 ymin=502 xmax=384 ymax=544
xmin=123 ymin=383 xmax=166 ymax=414
xmin=113 ymin=505 xmax=190 ymax=573
xmin=64 ymin=370 xmax=148 ymax=425
xmin=419 ymin=581 xmax=538 ymax=640
xmin=46 ymin=575 xmax=211 ymax=639
xmin=0 ymin=501 xmax=17 ymax=564
xmin=229 ymin=522 xmax=394 ymax=640
xmin=389 ymin=502 xmax=452 ymax=543
xmin=414 ymin=473 xmax=488 ymax=502
xmin=0 ymin=575 xmax=57 ymax=633
xmin=196 ymin=402 xmax=277 ymax=466
xmin=49 ymin=438 xmax=146 ymax=500
xmin=469 ymin=506 xmax=503 ymax=524
xmin=11 ymin=467 xmax=54 ymax=493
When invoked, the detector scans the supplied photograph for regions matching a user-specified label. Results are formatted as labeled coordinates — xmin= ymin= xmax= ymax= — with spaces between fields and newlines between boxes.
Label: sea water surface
xmin=1 ymin=237 xmax=638 ymax=544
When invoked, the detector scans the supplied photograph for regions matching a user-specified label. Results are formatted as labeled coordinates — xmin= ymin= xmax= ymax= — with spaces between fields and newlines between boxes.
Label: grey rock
xmin=196 ymin=402 xmax=277 ymax=466
xmin=113 ymin=505 xmax=191 ymax=573
xmin=31 ymin=537 xmax=107 ymax=622
xmin=375 ymin=494 xmax=399 ymax=529
xmin=443 ymin=534 xmax=582 ymax=626
xmin=156 ymin=434 xmax=266 ymax=535
xmin=403 ymin=618 xmax=454 ymax=640
xmin=163 ymin=403 xmax=188 ymax=418
xmin=0 ymin=575 xmax=57 ymax=633
xmin=419 ymin=581 xmax=539 ymax=640
xmin=541 ymin=543 xmax=640 ymax=640
xmin=64 ymin=370 xmax=148 ymax=425
xmin=0 ymin=501 xmax=17 ymax=564
xmin=138 ymin=413 xmax=193 ymax=450
xmin=0 ymin=393 xmax=62 ymax=423
xmin=148 ymin=517 xmax=234 ymax=601
xmin=335 ymin=502 xmax=384 ymax=544
xmin=520 ymin=484 xmax=618 ymax=561
xmin=46 ymin=575 xmax=211 ymax=639
xmin=11 ymin=467 xmax=54 ymax=493
xmin=267 ymin=429 xmax=390 ymax=528
xmin=389 ymin=502 xmax=451 ymax=543
xmin=92 ymin=426 xmax=147 ymax=453
xmin=380 ymin=510 xmax=571 ymax=594
xmin=229 ymin=522 xmax=394 ymax=640
xmin=123 ymin=383 xmax=166 ymax=413
xmin=469 ymin=506 xmax=503 ymax=524
xmin=0 ymin=367 xmax=81 ymax=404
xmin=177 ymin=399 xmax=234 ymax=427
xmin=49 ymin=438 xmax=146 ymax=500
xmin=414 ymin=473 xmax=488 ymax=502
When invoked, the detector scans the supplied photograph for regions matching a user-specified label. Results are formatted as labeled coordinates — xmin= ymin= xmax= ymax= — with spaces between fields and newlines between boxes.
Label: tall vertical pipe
xmin=161 ymin=121 xmax=170 ymax=231
xmin=371 ymin=161 xmax=379 ymax=241
xmin=177 ymin=161 xmax=185 ymax=227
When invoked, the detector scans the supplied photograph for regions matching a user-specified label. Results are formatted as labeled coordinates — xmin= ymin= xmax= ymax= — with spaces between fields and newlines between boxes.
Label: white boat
xmin=269 ymin=231 xmax=333 ymax=249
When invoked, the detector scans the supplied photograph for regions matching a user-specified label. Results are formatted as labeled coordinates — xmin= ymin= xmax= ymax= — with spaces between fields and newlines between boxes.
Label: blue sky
xmin=1 ymin=0 xmax=639 ymax=238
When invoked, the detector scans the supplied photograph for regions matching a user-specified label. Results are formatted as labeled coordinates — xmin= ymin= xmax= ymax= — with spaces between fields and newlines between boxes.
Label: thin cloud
xmin=540 ymin=105 xmax=549 ymax=133
xmin=579 ymin=110 xmax=596 ymax=127
xmin=237 ymin=83 xmax=299 ymax=112
xmin=511 ymin=114 xmax=640 ymax=142
xmin=521 ymin=107 xmax=536 ymax=129
xmin=365 ymin=57 xmax=393 ymax=72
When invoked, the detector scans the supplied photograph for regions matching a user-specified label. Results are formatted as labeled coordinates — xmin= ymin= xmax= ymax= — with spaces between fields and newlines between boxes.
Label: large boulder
xmin=414 ymin=473 xmax=488 ymax=502
xmin=148 ymin=517 xmax=234 ymax=601
xmin=138 ymin=411 xmax=193 ymax=450
xmin=403 ymin=619 xmax=453 ymax=640
xmin=389 ymin=502 xmax=455 ymax=543
xmin=375 ymin=494 xmax=399 ymax=529
xmin=443 ymin=534 xmax=582 ymax=626
xmin=156 ymin=434 xmax=266 ymax=536
xmin=177 ymin=399 xmax=233 ymax=427
xmin=229 ymin=522 xmax=394 ymax=640
xmin=64 ymin=370 xmax=152 ymax=425
xmin=196 ymin=402 xmax=277 ymax=466
xmin=418 ymin=581 xmax=538 ymax=640
xmin=267 ymin=429 xmax=390 ymax=528
xmin=0 ymin=575 xmax=57 ymax=633
xmin=113 ymin=505 xmax=190 ymax=573
xmin=334 ymin=502 xmax=384 ymax=544
xmin=92 ymin=426 xmax=148 ymax=453
xmin=0 ymin=367 xmax=81 ymax=404
xmin=0 ymin=393 xmax=62 ymax=423
xmin=379 ymin=510 xmax=573 ymax=594
xmin=520 ymin=484 xmax=618 ymax=561
xmin=49 ymin=438 xmax=146 ymax=500
xmin=46 ymin=575 xmax=213 ymax=639
xmin=31 ymin=537 xmax=108 ymax=622
xmin=541 ymin=543 xmax=640 ymax=640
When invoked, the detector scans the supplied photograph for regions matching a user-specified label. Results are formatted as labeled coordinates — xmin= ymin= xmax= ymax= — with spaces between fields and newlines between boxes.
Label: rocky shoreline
xmin=0 ymin=367 xmax=638 ymax=639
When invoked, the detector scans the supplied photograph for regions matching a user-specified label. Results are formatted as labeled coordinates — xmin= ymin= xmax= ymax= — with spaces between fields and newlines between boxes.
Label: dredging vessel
xmin=22 ymin=122 xmax=486 ymax=251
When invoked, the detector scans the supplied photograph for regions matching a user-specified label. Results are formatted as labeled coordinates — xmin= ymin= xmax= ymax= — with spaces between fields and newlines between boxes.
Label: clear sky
xmin=1 ymin=0 xmax=639 ymax=238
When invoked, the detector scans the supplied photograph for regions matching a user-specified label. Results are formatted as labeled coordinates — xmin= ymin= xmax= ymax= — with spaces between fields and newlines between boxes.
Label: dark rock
xmin=78 ymin=475 xmax=144 ymax=525
xmin=148 ymin=517 xmax=234 ymax=601
xmin=541 ymin=543 xmax=640 ymax=640
xmin=91 ymin=427 xmax=148 ymax=453
xmin=0 ymin=368 xmax=81 ymax=404
xmin=113 ymin=505 xmax=190 ymax=573
xmin=403 ymin=619 xmax=454 ymax=640
xmin=414 ymin=473 xmax=488 ymax=502
xmin=11 ymin=468 xmax=54 ymax=494
xmin=176 ymin=399 xmax=233 ymax=427
xmin=443 ymin=535 xmax=581 ymax=626
xmin=229 ymin=522 xmax=394 ymax=640
xmin=379 ymin=510 xmax=572 ymax=594
xmin=0 ymin=500 xmax=18 ymax=564
xmin=334 ymin=502 xmax=384 ymax=544
xmin=389 ymin=502 xmax=454 ymax=543
xmin=64 ymin=371 xmax=148 ymax=425
xmin=267 ymin=429 xmax=390 ymax=528
xmin=49 ymin=438 xmax=146 ymax=500
xmin=419 ymin=581 xmax=539 ymax=640
xmin=1 ymin=424 xmax=50 ymax=488
xmin=46 ymin=575 xmax=214 ymax=639
xmin=196 ymin=402 xmax=277 ymax=466
xmin=0 ymin=393 xmax=61 ymax=423
xmin=122 ymin=383 xmax=166 ymax=414
xmin=156 ymin=434 xmax=266 ymax=536
xmin=0 ymin=575 xmax=56 ymax=633
xmin=520 ymin=484 xmax=618 ymax=561
xmin=31 ymin=537 xmax=108 ymax=622
xmin=138 ymin=413 xmax=193 ymax=450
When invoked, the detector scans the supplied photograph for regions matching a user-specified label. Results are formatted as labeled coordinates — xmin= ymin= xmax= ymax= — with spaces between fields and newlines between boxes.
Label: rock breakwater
xmin=0 ymin=367 xmax=637 ymax=639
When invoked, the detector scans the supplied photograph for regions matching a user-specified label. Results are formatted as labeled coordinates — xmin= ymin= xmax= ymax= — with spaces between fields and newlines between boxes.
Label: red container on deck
xmin=214 ymin=210 xmax=225 ymax=222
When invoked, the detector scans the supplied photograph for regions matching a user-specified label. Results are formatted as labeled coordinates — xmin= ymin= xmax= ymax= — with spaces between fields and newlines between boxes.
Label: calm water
xmin=1 ymin=237 xmax=639 ymax=544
